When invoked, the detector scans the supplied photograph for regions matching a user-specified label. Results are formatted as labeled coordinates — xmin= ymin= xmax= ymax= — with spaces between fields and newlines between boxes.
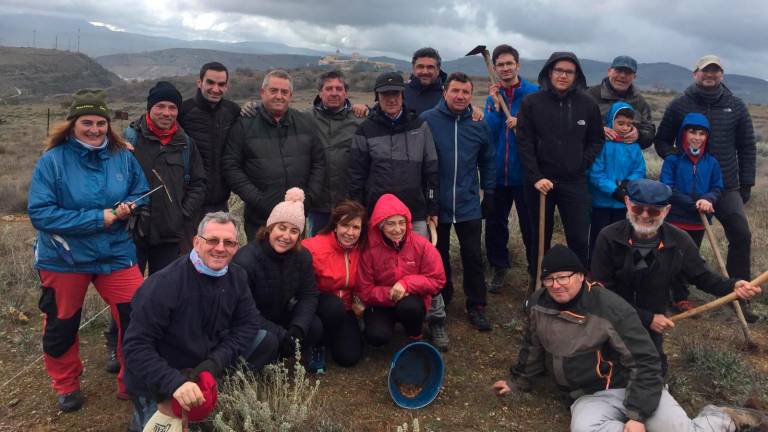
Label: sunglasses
xmin=198 ymin=235 xmax=238 ymax=249
xmin=629 ymin=203 xmax=665 ymax=217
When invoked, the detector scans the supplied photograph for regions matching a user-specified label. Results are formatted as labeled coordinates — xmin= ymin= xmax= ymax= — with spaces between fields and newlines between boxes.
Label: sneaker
xmin=740 ymin=300 xmax=761 ymax=324
xmin=57 ymin=390 xmax=84 ymax=412
xmin=428 ymin=321 xmax=450 ymax=352
xmin=672 ymin=300 xmax=696 ymax=313
xmin=468 ymin=307 xmax=492 ymax=332
xmin=488 ymin=267 xmax=508 ymax=294
xmin=105 ymin=348 xmax=120 ymax=374
xmin=719 ymin=406 xmax=768 ymax=431
xmin=308 ymin=346 xmax=326 ymax=374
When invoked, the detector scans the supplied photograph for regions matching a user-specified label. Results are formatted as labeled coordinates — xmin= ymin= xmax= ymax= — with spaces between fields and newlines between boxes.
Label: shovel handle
xmin=670 ymin=270 xmax=768 ymax=322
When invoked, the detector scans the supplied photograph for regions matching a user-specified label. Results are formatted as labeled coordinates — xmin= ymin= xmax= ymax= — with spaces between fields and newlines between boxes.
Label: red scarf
xmin=146 ymin=113 xmax=178 ymax=145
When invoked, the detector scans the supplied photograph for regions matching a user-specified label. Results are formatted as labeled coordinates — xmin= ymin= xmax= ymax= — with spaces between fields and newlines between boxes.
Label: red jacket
xmin=356 ymin=194 xmax=445 ymax=310
xmin=302 ymin=231 xmax=360 ymax=310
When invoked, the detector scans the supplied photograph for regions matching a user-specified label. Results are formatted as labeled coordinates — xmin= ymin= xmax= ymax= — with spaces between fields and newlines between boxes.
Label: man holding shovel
xmin=516 ymin=52 xmax=604 ymax=276
xmin=590 ymin=179 xmax=760 ymax=376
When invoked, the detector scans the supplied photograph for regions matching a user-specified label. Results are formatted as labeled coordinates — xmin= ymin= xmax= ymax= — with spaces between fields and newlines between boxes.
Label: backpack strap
xmin=123 ymin=126 xmax=139 ymax=146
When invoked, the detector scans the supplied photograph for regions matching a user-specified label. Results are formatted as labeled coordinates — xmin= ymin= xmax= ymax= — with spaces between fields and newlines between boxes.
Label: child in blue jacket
xmin=588 ymin=102 xmax=646 ymax=262
xmin=660 ymin=113 xmax=723 ymax=312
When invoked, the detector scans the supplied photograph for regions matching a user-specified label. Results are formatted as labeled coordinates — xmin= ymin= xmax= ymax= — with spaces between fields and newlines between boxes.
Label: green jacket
xmin=513 ymin=282 xmax=663 ymax=422
xmin=311 ymin=96 xmax=363 ymax=212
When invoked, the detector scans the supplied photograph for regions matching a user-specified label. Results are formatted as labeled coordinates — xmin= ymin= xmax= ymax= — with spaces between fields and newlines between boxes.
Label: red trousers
xmin=38 ymin=266 xmax=143 ymax=395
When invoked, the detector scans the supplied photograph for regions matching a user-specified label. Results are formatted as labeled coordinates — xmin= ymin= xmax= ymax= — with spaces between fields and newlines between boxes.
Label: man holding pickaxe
xmin=591 ymin=179 xmax=761 ymax=376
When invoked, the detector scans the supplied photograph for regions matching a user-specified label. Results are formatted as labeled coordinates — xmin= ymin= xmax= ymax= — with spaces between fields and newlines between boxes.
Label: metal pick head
xmin=465 ymin=45 xmax=487 ymax=56
xmin=151 ymin=169 xmax=173 ymax=203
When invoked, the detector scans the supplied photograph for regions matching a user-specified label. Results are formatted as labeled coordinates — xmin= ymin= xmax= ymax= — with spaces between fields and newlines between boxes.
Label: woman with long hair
xmin=303 ymin=200 xmax=367 ymax=369
xmin=28 ymin=89 xmax=149 ymax=412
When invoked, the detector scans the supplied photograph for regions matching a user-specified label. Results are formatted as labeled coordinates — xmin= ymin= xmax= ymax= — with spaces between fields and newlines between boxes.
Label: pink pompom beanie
xmin=266 ymin=187 xmax=306 ymax=233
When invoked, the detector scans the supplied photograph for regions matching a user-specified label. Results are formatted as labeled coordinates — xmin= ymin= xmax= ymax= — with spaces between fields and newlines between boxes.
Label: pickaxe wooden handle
xmin=698 ymin=212 xmax=754 ymax=345
xmin=428 ymin=219 xmax=438 ymax=247
xmin=479 ymin=50 xmax=514 ymax=121
xmin=533 ymin=192 xmax=546 ymax=292
xmin=670 ymin=269 xmax=768 ymax=322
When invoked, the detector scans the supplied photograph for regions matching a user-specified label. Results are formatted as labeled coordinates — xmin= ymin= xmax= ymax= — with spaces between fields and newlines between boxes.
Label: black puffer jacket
xmin=517 ymin=52 xmax=604 ymax=184
xmin=404 ymin=70 xmax=447 ymax=115
xmin=128 ymin=115 xmax=206 ymax=245
xmin=348 ymin=105 xmax=439 ymax=220
xmin=654 ymin=84 xmax=755 ymax=190
xmin=222 ymin=105 xmax=326 ymax=226
xmin=231 ymin=239 xmax=319 ymax=339
xmin=590 ymin=220 xmax=734 ymax=328
xmin=179 ymin=90 xmax=240 ymax=207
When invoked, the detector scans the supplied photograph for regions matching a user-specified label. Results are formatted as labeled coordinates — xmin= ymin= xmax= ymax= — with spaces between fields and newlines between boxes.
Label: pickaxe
xmin=111 ymin=169 xmax=173 ymax=214
xmin=670 ymin=269 xmax=768 ymax=322
xmin=465 ymin=45 xmax=513 ymax=121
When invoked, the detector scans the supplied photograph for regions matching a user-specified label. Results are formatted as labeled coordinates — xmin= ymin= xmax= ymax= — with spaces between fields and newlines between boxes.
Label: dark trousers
xmin=525 ymin=181 xmax=592 ymax=272
xmin=316 ymin=294 xmax=363 ymax=367
xmin=364 ymin=295 xmax=426 ymax=346
xmin=589 ymin=207 xmax=627 ymax=265
xmin=436 ymin=219 xmax=486 ymax=309
xmin=485 ymin=185 xmax=534 ymax=274
xmin=671 ymin=229 xmax=705 ymax=302
xmin=714 ymin=189 xmax=752 ymax=281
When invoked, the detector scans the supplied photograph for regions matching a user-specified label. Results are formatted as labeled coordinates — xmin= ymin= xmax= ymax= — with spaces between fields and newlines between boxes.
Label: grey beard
xmin=627 ymin=211 xmax=664 ymax=237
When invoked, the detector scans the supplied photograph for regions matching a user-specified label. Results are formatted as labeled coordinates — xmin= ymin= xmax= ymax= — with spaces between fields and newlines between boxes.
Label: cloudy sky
xmin=5 ymin=0 xmax=768 ymax=78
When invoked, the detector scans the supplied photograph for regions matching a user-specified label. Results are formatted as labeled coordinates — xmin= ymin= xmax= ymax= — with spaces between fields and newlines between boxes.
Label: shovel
xmin=465 ymin=45 xmax=513 ymax=121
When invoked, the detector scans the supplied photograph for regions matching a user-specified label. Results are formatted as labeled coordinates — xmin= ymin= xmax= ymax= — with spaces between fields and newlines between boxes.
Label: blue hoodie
xmin=588 ymin=102 xmax=646 ymax=209
xmin=421 ymin=99 xmax=495 ymax=223
xmin=660 ymin=113 xmax=723 ymax=227
xmin=483 ymin=79 xmax=539 ymax=186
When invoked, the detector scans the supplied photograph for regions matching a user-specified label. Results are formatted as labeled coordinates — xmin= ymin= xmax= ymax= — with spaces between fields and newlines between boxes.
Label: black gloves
xmin=740 ymin=185 xmax=752 ymax=204
xmin=481 ymin=192 xmax=495 ymax=219
xmin=612 ymin=180 xmax=629 ymax=203
xmin=279 ymin=325 xmax=304 ymax=357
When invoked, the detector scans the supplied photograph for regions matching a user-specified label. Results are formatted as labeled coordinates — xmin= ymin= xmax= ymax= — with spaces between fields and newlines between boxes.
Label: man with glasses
xmin=591 ymin=179 xmax=760 ymax=376
xmin=587 ymin=56 xmax=655 ymax=149
xmin=517 ymin=52 xmax=604 ymax=271
xmin=124 ymin=212 xmax=278 ymax=430
xmin=654 ymin=55 xmax=758 ymax=322
xmin=495 ymin=243 xmax=767 ymax=432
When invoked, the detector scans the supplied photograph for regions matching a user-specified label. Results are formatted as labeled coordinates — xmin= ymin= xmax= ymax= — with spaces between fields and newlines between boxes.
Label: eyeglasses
xmin=542 ymin=272 xmax=576 ymax=287
xmin=552 ymin=68 xmax=576 ymax=77
xmin=198 ymin=235 xmax=238 ymax=249
xmin=629 ymin=203 xmax=665 ymax=217
xmin=495 ymin=61 xmax=517 ymax=68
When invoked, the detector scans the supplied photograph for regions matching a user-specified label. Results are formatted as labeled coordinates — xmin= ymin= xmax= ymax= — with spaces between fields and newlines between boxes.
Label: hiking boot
xmin=672 ymin=300 xmax=697 ymax=313
xmin=468 ymin=307 xmax=492 ymax=332
xmin=488 ymin=267 xmax=508 ymax=294
xmin=58 ymin=390 xmax=84 ymax=412
xmin=105 ymin=348 xmax=120 ymax=374
xmin=428 ymin=320 xmax=449 ymax=352
xmin=308 ymin=346 xmax=326 ymax=374
xmin=740 ymin=300 xmax=761 ymax=324
xmin=719 ymin=406 xmax=768 ymax=431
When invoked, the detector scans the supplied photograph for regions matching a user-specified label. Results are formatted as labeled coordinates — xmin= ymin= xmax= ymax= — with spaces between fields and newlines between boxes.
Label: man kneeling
xmin=124 ymin=212 xmax=279 ymax=430
xmin=493 ymin=244 xmax=766 ymax=432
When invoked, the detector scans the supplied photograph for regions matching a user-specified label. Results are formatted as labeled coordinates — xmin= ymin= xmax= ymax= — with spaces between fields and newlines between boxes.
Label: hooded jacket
xmin=179 ymin=90 xmax=241 ymax=207
xmin=128 ymin=115 xmax=207 ymax=245
xmin=302 ymin=231 xmax=360 ymax=310
xmin=517 ymin=52 xmax=604 ymax=184
xmin=484 ymin=78 xmax=540 ymax=187
xmin=355 ymin=194 xmax=445 ymax=311
xmin=348 ymin=104 xmax=439 ymax=220
xmin=513 ymin=282 xmax=663 ymax=422
xmin=591 ymin=220 xmax=734 ymax=329
xmin=588 ymin=102 xmax=646 ymax=209
xmin=222 ymin=104 xmax=326 ymax=227
xmin=587 ymin=78 xmax=656 ymax=149
xmin=231 ymin=238 xmax=319 ymax=340
xmin=404 ymin=70 xmax=447 ymax=115
xmin=421 ymin=99 xmax=495 ymax=223
xmin=29 ymin=137 xmax=149 ymax=274
xmin=660 ymin=113 xmax=723 ymax=227
xmin=311 ymin=96 xmax=363 ymax=212
xmin=654 ymin=83 xmax=755 ymax=191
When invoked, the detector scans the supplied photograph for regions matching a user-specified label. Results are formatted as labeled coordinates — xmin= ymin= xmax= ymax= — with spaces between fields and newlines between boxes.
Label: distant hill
xmin=0 ymin=46 xmax=121 ymax=100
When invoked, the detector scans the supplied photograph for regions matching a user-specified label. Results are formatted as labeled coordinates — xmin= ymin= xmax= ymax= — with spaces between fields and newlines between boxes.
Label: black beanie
xmin=147 ymin=81 xmax=182 ymax=111
xmin=541 ymin=244 xmax=586 ymax=278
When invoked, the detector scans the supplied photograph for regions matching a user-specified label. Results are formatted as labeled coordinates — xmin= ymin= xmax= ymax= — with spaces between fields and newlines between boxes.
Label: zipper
xmin=453 ymin=115 xmax=458 ymax=223
xmin=503 ymin=91 xmax=512 ymax=187
xmin=343 ymin=251 xmax=350 ymax=290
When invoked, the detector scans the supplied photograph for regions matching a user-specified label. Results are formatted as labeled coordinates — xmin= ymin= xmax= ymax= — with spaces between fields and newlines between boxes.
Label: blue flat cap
xmin=610 ymin=55 xmax=638 ymax=73
xmin=626 ymin=179 xmax=671 ymax=206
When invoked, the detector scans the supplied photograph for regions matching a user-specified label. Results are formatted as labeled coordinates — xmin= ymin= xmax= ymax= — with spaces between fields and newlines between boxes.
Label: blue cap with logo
xmin=626 ymin=179 xmax=672 ymax=206
xmin=610 ymin=55 xmax=638 ymax=73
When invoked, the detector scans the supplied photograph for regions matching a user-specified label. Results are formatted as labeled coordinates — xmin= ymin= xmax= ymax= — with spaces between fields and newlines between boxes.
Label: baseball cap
xmin=694 ymin=55 xmax=724 ymax=72
xmin=374 ymin=72 xmax=405 ymax=93
xmin=610 ymin=56 xmax=638 ymax=73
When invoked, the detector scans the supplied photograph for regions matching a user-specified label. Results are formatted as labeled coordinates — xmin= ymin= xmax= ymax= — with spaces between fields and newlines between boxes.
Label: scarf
xmin=146 ymin=113 xmax=178 ymax=145
xmin=189 ymin=249 xmax=228 ymax=277
xmin=75 ymin=136 xmax=108 ymax=151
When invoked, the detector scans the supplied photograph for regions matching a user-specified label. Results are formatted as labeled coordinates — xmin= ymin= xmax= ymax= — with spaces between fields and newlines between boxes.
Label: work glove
xmin=740 ymin=185 xmax=752 ymax=204
xmin=481 ymin=192 xmax=495 ymax=219
xmin=611 ymin=180 xmax=628 ymax=203
xmin=240 ymin=101 xmax=259 ymax=118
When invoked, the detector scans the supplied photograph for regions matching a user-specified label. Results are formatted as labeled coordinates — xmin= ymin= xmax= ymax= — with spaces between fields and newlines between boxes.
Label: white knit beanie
xmin=266 ymin=188 xmax=306 ymax=233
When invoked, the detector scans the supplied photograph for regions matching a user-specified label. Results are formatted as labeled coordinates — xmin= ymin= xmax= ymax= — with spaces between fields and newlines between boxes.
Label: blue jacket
xmin=28 ymin=137 xmax=149 ymax=274
xmin=588 ymin=102 xmax=646 ymax=209
xmin=421 ymin=99 xmax=495 ymax=223
xmin=483 ymin=79 xmax=539 ymax=186
xmin=660 ymin=113 xmax=723 ymax=226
